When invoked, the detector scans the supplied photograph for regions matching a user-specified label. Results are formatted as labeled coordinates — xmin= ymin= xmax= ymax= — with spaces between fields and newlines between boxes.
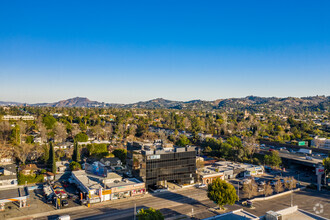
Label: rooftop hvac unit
xmin=265 ymin=211 xmax=282 ymax=220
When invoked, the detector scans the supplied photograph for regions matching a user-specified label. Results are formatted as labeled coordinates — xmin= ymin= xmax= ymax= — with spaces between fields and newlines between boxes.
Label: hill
xmin=1 ymin=96 xmax=328 ymax=111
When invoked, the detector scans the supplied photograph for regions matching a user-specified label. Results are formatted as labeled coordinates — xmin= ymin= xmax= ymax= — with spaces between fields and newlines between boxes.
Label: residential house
xmin=43 ymin=172 xmax=55 ymax=182
xmin=0 ymin=164 xmax=18 ymax=187
xmin=100 ymin=157 xmax=122 ymax=167
xmin=56 ymin=161 xmax=70 ymax=173
xmin=20 ymin=164 xmax=39 ymax=175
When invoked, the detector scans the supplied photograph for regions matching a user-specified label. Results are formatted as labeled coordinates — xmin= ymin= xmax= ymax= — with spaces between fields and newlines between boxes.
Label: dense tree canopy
xmin=112 ymin=148 xmax=127 ymax=164
xmin=264 ymin=151 xmax=282 ymax=168
xmin=74 ymin=132 xmax=89 ymax=142
xmin=207 ymin=178 xmax=238 ymax=209
xmin=137 ymin=207 xmax=164 ymax=220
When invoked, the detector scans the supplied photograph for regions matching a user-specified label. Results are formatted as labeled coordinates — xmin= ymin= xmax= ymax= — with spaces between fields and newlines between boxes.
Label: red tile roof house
xmin=19 ymin=164 xmax=39 ymax=175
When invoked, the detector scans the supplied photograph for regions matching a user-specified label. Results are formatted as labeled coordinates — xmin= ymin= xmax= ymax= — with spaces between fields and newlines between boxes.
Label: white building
xmin=2 ymin=115 xmax=35 ymax=120
xmin=311 ymin=136 xmax=330 ymax=149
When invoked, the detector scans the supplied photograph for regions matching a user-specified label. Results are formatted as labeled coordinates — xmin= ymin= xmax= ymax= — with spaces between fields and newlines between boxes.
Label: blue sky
xmin=0 ymin=0 xmax=329 ymax=103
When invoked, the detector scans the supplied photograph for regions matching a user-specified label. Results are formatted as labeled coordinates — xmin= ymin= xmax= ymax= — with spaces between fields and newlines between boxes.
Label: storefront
xmin=108 ymin=178 xmax=146 ymax=200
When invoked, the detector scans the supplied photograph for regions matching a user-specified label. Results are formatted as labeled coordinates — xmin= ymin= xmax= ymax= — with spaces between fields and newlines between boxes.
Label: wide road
xmin=35 ymin=188 xmax=224 ymax=220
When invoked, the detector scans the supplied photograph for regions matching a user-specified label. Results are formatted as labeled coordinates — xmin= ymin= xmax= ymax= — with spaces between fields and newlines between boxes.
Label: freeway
xmin=259 ymin=149 xmax=323 ymax=168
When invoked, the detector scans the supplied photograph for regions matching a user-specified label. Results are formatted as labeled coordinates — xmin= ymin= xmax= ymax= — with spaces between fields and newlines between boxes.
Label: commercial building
xmin=197 ymin=161 xmax=264 ymax=185
xmin=71 ymin=169 xmax=146 ymax=204
xmin=312 ymin=136 xmax=330 ymax=149
xmin=127 ymin=141 xmax=197 ymax=189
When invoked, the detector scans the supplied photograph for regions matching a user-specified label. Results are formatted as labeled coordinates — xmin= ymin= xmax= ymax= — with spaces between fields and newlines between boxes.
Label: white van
xmin=57 ymin=215 xmax=70 ymax=220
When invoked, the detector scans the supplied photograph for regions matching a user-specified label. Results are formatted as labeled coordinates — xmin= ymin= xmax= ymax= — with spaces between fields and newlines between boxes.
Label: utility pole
xmin=133 ymin=203 xmax=136 ymax=220
xmin=237 ymin=181 xmax=240 ymax=201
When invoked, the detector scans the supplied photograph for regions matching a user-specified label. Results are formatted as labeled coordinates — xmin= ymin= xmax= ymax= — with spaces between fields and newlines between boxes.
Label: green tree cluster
xmin=112 ymin=148 xmax=127 ymax=164
xmin=137 ymin=207 xmax=164 ymax=220
xmin=74 ymin=132 xmax=89 ymax=142
xmin=264 ymin=150 xmax=282 ymax=168
xmin=87 ymin=143 xmax=108 ymax=157
xmin=69 ymin=161 xmax=81 ymax=171
xmin=176 ymin=135 xmax=190 ymax=147
xmin=207 ymin=178 xmax=238 ymax=210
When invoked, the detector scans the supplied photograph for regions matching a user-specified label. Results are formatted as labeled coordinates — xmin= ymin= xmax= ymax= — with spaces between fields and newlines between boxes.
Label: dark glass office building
xmin=127 ymin=142 xmax=196 ymax=189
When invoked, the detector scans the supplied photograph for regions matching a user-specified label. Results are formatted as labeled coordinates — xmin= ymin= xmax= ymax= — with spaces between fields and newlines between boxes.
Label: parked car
xmin=197 ymin=184 xmax=207 ymax=188
xmin=257 ymin=181 xmax=265 ymax=186
xmin=62 ymin=200 xmax=69 ymax=207
xmin=306 ymin=156 xmax=313 ymax=161
xmin=80 ymin=199 xmax=88 ymax=205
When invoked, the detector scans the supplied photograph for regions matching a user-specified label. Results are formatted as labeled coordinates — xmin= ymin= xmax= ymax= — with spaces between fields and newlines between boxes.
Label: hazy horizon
xmin=0 ymin=94 xmax=329 ymax=105
xmin=1 ymin=1 xmax=330 ymax=103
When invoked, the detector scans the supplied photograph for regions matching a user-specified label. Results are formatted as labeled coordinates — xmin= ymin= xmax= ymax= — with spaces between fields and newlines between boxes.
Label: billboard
xmin=316 ymin=167 xmax=324 ymax=175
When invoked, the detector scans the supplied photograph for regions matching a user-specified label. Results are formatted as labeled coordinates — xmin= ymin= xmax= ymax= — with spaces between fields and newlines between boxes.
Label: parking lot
xmin=0 ymin=173 xmax=87 ymax=219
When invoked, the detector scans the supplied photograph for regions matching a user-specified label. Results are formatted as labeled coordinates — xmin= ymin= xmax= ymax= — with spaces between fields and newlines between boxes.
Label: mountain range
xmin=0 ymin=96 xmax=329 ymax=111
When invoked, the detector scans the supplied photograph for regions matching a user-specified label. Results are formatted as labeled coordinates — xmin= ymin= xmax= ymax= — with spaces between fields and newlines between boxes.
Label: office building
xmin=127 ymin=141 xmax=197 ymax=189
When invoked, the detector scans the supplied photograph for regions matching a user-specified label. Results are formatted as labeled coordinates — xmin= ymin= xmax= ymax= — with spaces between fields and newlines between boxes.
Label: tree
xmin=323 ymin=157 xmax=330 ymax=184
xmin=92 ymin=125 xmax=104 ymax=140
xmin=71 ymin=124 xmax=81 ymax=137
xmin=0 ymin=121 xmax=11 ymax=142
xmin=39 ymin=124 xmax=48 ymax=143
xmin=243 ymin=136 xmax=257 ymax=159
xmin=264 ymin=151 xmax=282 ymax=168
xmin=274 ymin=179 xmax=284 ymax=193
xmin=0 ymin=141 xmax=12 ymax=161
xmin=48 ymin=142 xmax=56 ymax=174
xmin=112 ymin=148 xmax=127 ymax=164
xmin=87 ymin=143 xmax=108 ymax=157
xmin=41 ymin=144 xmax=49 ymax=164
xmin=196 ymin=159 xmax=205 ymax=169
xmin=176 ymin=135 xmax=190 ymax=147
xmin=72 ymin=142 xmax=80 ymax=162
xmin=137 ymin=207 xmax=164 ymax=220
xmin=42 ymin=115 xmax=57 ymax=129
xmin=242 ymin=180 xmax=258 ymax=199
xmin=204 ymin=146 xmax=212 ymax=153
xmin=104 ymin=124 xmax=113 ymax=140
xmin=69 ymin=161 xmax=81 ymax=171
xmin=10 ymin=124 xmax=20 ymax=144
xmin=14 ymin=144 xmax=32 ymax=164
xmin=54 ymin=122 xmax=67 ymax=143
xmin=227 ymin=136 xmax=244 ymax=161
xmin=74 ymin=132 xmax=88 ymax=142
xmin=207 ymin=178 xmax=238 ymax=210
xmin=284 ymin=177 xmax=297 ymax=190
xmin=264 ymin=183 xmax=273 ymax=197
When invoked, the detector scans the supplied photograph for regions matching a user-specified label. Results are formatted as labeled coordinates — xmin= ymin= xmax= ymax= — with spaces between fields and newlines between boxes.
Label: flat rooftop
xmin=0 ymin=187 xmax=29 ymax=200
xmin=203 ymin=209 xmax=259 ymax=220
xmin=72 ymin=170 xmax=103 ymax=190
xmin=106 ymin=178 xmax=143 ymax=189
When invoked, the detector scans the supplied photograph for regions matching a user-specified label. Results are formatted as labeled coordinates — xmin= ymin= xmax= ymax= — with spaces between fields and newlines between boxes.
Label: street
xmin=34 ymin=187 xmax=221 ymax=220
xmin=9 ymin=186 xmax=330 ymax=220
